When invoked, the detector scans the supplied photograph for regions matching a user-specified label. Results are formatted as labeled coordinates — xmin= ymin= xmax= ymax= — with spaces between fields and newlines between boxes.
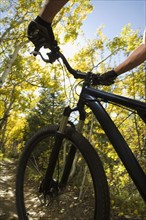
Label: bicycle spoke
xmin=22 ymin=136 xmax=95 ymax=219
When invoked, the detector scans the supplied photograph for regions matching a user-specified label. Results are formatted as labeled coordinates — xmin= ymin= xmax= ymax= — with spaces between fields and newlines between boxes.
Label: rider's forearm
xmin=39 ymin=0 xmax=69 ymax=23
xmin=114 ymin=43 xmax=146 ymax=75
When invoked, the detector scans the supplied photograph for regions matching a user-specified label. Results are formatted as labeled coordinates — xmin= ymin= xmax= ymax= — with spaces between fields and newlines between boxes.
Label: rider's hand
xmin=27 ymin=16 xmax=58 ymax=51
xmin=100 ymin=70 xmax=118 ymax=85
xmin=93 ymin=70 xmax=118 ymax=86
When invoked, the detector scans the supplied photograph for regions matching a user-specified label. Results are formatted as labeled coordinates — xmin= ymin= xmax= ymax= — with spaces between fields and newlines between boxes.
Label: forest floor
xmin=0 ymin=159 xmax=145 ymax=220
xmin=0 ymin=159 xmax=17 ymax=220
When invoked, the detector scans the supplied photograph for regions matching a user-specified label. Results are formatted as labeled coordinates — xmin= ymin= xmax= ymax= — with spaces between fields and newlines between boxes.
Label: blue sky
xmin=63 ymin=0 xmax=145 ymax=57
xmin=82 ymin=0 xmax=146 ymax=39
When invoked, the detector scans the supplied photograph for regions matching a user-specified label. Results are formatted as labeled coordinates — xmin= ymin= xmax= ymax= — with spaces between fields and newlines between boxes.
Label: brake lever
xmin=30 ymin=51 xmax=60 ymax=63
xmin=30 ymin=51 xmax=50 ymax=62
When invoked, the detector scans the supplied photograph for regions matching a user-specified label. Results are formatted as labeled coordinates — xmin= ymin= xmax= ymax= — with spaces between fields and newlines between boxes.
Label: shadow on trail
xmin=0 ymin=159 xmax=18 ymax=220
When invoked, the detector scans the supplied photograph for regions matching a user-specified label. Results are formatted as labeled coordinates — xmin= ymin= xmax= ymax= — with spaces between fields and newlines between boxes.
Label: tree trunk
xmin=0 ymin=42 xmax=25 ymax=87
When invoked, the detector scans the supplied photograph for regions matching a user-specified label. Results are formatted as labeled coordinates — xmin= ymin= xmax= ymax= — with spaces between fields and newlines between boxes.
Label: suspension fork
xmin=40 ymin=106 xmax=85 ymax=193
xmin=59 ymin=105 xmax=86 ymax=187
xmin=40 ymin=107 xmax=71 ymax=193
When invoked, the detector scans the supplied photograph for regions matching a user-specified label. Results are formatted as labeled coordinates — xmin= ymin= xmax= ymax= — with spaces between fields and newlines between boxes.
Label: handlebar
xmin=31 ymin=50 xmax=101 ymax=84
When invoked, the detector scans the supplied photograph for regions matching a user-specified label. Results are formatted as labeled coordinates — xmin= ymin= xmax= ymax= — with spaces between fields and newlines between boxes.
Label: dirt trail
xmin=0 ymin=159 xmax=18 ymax=220
xmin=0 ymin=159 xmax=145 ymax=220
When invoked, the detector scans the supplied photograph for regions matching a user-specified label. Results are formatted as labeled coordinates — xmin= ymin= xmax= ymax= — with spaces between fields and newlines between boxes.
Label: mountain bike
xmin=16 ymin=48 xmax=146 ymax=220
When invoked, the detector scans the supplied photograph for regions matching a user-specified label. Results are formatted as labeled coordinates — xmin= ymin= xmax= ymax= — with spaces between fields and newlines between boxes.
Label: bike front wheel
xmin=16 ymin=125 xmax=110 ymax=220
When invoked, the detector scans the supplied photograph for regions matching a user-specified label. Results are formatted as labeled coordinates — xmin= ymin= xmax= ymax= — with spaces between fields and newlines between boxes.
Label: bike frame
xmin=79 ymin=85 xmax=146 ymax=202
xmin=37 ymin=50 xmax=146 ymax=203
